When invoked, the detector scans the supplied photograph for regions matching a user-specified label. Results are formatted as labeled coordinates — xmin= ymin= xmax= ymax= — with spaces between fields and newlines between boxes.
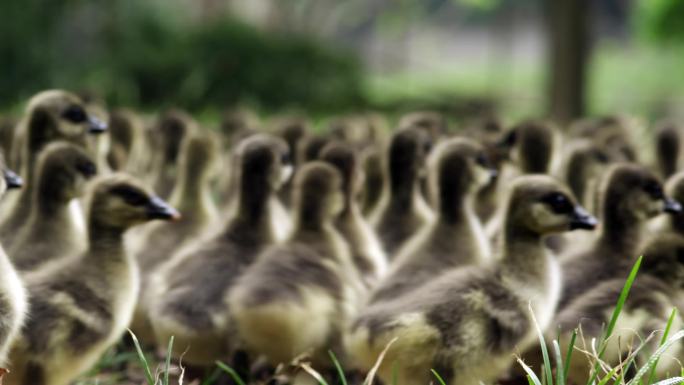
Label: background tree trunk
xmin=548 ymin=0 xmax=590 ymax=124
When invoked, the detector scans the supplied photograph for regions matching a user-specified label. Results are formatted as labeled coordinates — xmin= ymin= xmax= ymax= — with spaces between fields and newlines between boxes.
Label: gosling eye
xmin=643 ymin=181 xmax=664 ymax=199
xmin=281 ymin=152 xmax=291 ymax=165
xmin=423 ymin=140 xmax=432 ymax=154
xmin=75 ymin=161 xmax=97 ymax=178
xmin=62 ymin=105 xmax=88 ymax=124
xmin=111 ymin=186 xmax=148 ymax=206
xmin=594 ymin=151 xmax=609 ymax=163
xmin=475 ymin=153 xmax=490 ymax=168
xmin=542 ymin=192 xmax=574 ymax=214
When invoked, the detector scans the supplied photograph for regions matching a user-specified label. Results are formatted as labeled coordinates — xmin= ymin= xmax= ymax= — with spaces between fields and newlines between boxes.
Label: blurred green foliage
xmin=0 ymin=0 xmax=365 ymax=113
xmin=635 ymin=0 xmax=684 ymax=44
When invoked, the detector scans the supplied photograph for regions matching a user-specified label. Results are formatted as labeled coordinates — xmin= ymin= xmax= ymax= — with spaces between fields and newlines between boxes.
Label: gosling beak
xmin=3 ymin=169 xmax=22 ymax=189
xmin=488 ymin=168 xmax=499 ymax=180
xmin=663 ymin=197 xmax=683 ymax=214
xmin=87 ymin=116 xmax=108 ymax=134
xmin=569 ymin=205 xmax=598 ymax=230
xmin=146 ymin=196 xmax=181 ymax=221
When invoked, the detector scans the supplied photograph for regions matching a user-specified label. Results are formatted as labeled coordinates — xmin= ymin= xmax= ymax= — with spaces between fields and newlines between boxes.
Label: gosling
xmin=5 ymin=174 xmax=178 ymax=385
xmin=347 ymin=175 xmax=596 ymax=385
xmin=560 ymin=164 xmax=681 ymax=310
xmin=369 ymin=137 xmax=497 ymax=302
xmin=0 ymin=157 xmax=26 ymax=366
xmin=8 ymin=142 xmax=96 ymax=271
xmin=149 ymin=134 xmax=290 ymax=370
xmin=229 ymin=162 xmax=362 ymax=370
xmin=370 ymin=127 xmax=434 ymax=258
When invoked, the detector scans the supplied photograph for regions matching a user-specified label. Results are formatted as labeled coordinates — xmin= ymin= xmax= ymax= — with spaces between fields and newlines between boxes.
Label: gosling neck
xmin=87 ymin=218 xmax=126 ymax=256
xmin=169 ymin=169 xmax=213 ymax=217
xmin=438 ymin=179 xmax=475 ymax=225
xmin=597 ymin=202 xmax=643 ymax=255
xmin=388 ymin=167 xmax=420 ymax=210
xmin=501 ymin=219 xmax=550 ymax=278
xmin=226 ymin=173 xmax=273 ymax=237
xmin=32 ymin=169 xmax=73 ymax=218
xmin=669 ymin=214 xmax=684 ymax=235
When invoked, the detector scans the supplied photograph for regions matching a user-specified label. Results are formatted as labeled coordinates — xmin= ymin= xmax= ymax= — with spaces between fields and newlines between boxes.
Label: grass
xmin=518 ymin=256 xmax=684 ymax=385
xmin=74 ymin=256 xmax=683 ymax=385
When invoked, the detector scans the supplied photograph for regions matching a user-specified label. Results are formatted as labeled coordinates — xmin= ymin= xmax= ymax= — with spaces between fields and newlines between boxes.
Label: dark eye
xmin=111 ymin=186 xmax=148 ymax=206
xmin=76 ymin=161 xmax=97 ymax=178
xmin=644 ymin=181 xmax=664 ymax=199
xmin=594 ymin=151 xmax=609 ymax=163
xmin=475 ymin=153 xmax=490 ymax=168
xmin=542 ymin=193 xmax=574 ymax=214
xmin=62 ymin=105 xmax=88 ymax=123
xmin=281 ymin=151 xmax=291 ymax=165
xmin=423 ymin=140 xmax=432 ymax=154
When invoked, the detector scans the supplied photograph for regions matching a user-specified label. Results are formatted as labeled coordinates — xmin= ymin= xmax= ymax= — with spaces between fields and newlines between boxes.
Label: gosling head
xmin=563 ymin=139 xmax=611 ymax=203
xmin=272 ymin=116 xmax=310 ymax=166
xmin=297 ymin=135 xmax=331 ymax=165
xmin=25 ymin=90 xmax=107 ymax=141
xmin=599 ymin=164 xmax=681 ymax=222
xmin=220 ymin=106 xmax=259 ymax=138
xmin=429 ymin=137 xmax=497 ymax=197
xmin=155 ymin=109 xmax=197 ymax=164
xmin=570 ymin=115 xmax=636 ymax=162
xmin=501 ymin=120 xmax=555 ymax=174
xmin=292 ymin=162 xmax=344 ymax=230
xmin=85 ymin=174 xmax=180 ymax=231
xmin=234 ymin=134 xmax=292 ymax=192
xmin=36 ymin=142 xmax=97 ymax=201
xmin=108 ymin=109 xmax=141 ymax=153
xmin=319 ymin=141 xmax=361 ymax=205
xmin=387 ymin=126 xmax=433 ymax=186
xmin=178 ymin=131 xmax=220 ymax=180
xmin=398 ymin=111 xmax=448 ymax=138
xmin=505 ymin=175 xmax=597 ymax=239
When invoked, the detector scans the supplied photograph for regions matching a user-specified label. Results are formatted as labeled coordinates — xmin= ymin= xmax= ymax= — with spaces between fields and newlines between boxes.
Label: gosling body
xmin=6 ymin=175 xmax=178 ymax=385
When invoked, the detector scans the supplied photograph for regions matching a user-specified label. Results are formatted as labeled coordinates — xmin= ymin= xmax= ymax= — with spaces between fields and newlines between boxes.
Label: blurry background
xmin=1 ymin=0 xmax=683 ymax=122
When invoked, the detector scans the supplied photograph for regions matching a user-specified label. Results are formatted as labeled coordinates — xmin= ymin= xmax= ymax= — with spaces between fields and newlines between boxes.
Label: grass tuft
xmin=329 ymin=350 xmax=348 ymax=385
xmin=430 ymin=369 xmax=447 ymax=385
xmin=128 ymin=329 xmax=156 ymax=385
xmin=216 ymin=361 xmax=247 ymax=385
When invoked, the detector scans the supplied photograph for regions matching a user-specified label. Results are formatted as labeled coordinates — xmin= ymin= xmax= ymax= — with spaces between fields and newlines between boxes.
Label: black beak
xmin=146 ymin=196 xmax=181 ymax=221
xmin=663 ymin=197 xmax=682 ymax=214
xmin=87 ymin=116 xmax=108 ymax=134
xmin=488 ymin=168 xmax=499 ymax=180
xmin=3 ymin=169 xmax=22 ymax=189
xmin=569 ymin=205 xmax=598 ymax=230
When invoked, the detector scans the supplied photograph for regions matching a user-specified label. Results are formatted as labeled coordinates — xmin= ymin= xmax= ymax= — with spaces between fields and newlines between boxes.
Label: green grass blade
xmin=127 ymin=329 xmax=156 ymax=385
xmin=630 ymin=330 xmax=684 ymax=384
xmin=588 ymin=256 xmax=642 ymax=385
xmin=216 ymin=361 xmax=247 ymax=385
xmin=163 ymin=336 xmax=174 ymax=385
xmin=329 ymin=350 xmax=348 ymax=385
xmin=201 ymin=367 xmax=223 ymax=385
xmin=651 ymin=377 xmax=684 ymax=385
xmin=431 ymin=369 xmax=447 ymax=385
xmin=595 ymin=366 xmax=618 ymax=385
xmin=552 ymin=340 xmax=565 ymax=385
xmin=529 ymin=303 xmax=554 ymax=384
xmin=647 ymin=308 xmax=678 ymax=384
xmin=563 ymin=329 xmax=577 ymax=382
xmin=392 ymin=361 xmax=399 ymax=385
xmin=517 ymin=358 xmax=543 ymax=385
